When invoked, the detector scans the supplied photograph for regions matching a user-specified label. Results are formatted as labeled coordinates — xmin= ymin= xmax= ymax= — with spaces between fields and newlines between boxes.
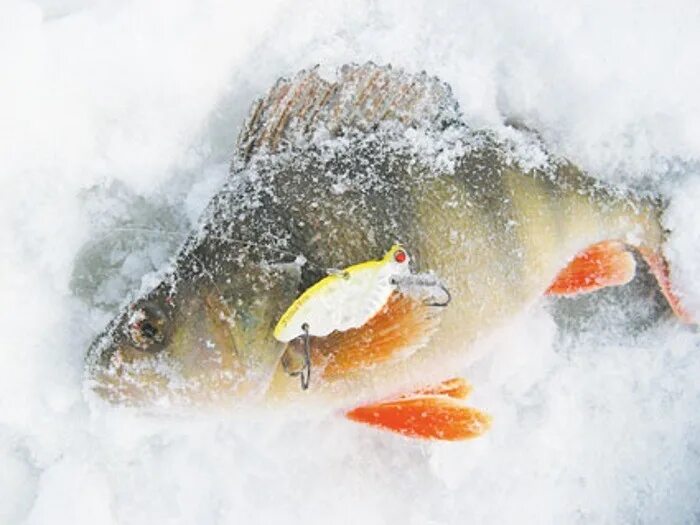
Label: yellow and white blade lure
xmin=273 ymin=245 xmax=411 ymax=342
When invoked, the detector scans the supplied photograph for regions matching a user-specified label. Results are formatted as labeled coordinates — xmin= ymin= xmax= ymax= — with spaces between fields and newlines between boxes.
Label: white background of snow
xmin=2 ymin=0 xmax=700 ymax=523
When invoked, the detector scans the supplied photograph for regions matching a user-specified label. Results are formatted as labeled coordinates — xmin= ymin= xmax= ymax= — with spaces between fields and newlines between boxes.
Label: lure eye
xmin=394 ymin=249 xmax=407 ymax=263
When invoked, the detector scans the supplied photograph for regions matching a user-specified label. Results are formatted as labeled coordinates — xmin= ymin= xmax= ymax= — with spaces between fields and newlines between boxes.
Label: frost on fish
xmin=85 ymin=63 xmax=683 ymax=410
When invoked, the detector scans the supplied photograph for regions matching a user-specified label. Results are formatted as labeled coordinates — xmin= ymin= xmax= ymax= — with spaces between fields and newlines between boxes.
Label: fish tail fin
xmin=637 ymin=246 xmax=693 ymax=323
xmin=237 ymin=63 xmax=462 ymax=161
xmin=631 ymin=197 xmax=694 ymax=324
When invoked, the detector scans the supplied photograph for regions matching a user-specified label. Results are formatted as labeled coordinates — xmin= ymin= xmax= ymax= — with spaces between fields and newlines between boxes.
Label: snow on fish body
xmin=85 ymin=64 xmax=689 ymax=439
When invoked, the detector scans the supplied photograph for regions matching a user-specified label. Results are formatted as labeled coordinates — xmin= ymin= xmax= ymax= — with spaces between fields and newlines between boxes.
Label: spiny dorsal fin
xmin=237 ymin=63 xmax=461 ymax=160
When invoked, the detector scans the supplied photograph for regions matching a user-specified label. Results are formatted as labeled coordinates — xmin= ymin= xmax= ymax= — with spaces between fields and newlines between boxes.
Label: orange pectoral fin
xmin=638 ymin=247 xmax=693 ymax=324
xmin=546 ymin=240 xmax=636 ymax=296
xmin=310 ymin=291 xmax=443 ymax=380
xmin=346 ymin=395 xmax=491 ymax=441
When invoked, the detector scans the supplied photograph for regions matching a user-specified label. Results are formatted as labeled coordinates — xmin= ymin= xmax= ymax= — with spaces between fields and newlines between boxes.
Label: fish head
xmin=86 ymin=256 xmax=302 ymax=404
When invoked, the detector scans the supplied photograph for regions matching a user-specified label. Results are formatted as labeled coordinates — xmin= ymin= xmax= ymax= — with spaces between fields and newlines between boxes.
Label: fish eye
xmin=126 ymin=304 xmax=167 ymax=350
xmin=140 ymin=321 xmax=158 ymax=339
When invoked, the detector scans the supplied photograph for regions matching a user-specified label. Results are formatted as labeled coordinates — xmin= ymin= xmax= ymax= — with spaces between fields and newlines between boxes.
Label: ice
xmin=665 ymin=175 xmax=700 ymax=318
xmin=2 ymin=0 xmax=700 ymax=523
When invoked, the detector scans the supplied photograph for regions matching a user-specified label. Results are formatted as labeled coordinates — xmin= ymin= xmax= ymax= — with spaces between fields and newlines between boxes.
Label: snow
xmin=2 ymin=0 xmax=700 ymax=523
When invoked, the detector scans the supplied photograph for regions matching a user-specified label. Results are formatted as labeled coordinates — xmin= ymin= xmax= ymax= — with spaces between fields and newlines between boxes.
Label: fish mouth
xmin=84 ymin=333 xmax=177 ymax=404
xmin=86 ymin=343 xmax=256 ymax=405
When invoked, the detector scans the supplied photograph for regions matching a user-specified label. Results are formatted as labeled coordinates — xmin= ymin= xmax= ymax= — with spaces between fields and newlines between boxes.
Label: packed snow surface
xmin=2 ymin=1 xmax=700 ymax=523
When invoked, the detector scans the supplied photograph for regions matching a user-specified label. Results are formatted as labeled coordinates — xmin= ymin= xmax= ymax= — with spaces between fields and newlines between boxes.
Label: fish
xmin=85 ymin=63 xmax=691 ymax=440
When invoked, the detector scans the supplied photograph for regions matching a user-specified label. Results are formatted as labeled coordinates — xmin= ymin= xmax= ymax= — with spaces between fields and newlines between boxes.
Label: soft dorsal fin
xmin=237 ymin=63 xmax=461 ymax=160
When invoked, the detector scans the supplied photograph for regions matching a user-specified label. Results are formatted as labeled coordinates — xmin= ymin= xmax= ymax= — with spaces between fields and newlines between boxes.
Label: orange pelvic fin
xmin=546 ymin=240 xmax=636 ymax=296
xmin=346 ymin=380 xmax=491 ymax=441
xmin=409 ymin=377 xmax=472 ymax=399
xmin=638 ymin=248 xmax=693 ymax=323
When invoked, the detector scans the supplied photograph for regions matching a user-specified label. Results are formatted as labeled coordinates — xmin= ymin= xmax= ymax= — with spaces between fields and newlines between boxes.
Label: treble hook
xmin=300 ymin=322 xmax=311 ymax=390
